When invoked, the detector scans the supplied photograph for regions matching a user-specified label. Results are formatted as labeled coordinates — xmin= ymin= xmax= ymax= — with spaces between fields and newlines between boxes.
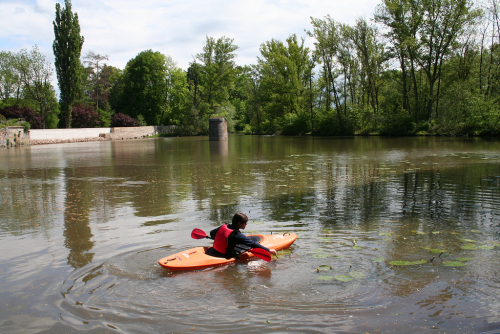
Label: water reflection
xmin=63 ymin=168 xmax=95 ymax=269
xmin=0 ymin=136 xmax=500 ymax=333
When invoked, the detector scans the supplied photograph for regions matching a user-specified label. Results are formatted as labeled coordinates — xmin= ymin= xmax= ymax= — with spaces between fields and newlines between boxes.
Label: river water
xmin=0 ymin=135 xmax=499 ymax=334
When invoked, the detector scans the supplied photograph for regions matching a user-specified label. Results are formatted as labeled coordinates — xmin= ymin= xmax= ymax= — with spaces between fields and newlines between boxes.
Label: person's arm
xmin=209 ymin=226 xmax=221 ymax=240
xmin=233 ymin=232 xmax=272 ymax=252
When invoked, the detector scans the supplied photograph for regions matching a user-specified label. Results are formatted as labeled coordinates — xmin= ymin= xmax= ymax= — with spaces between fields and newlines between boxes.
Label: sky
xmin=0 ymin=0 xmax=381 ymax=72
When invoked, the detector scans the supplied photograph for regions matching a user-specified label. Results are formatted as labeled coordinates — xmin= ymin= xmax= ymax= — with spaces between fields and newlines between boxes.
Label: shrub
xmin=72 ymin=104 xmax=100 ymax=128
xmin=379 ymin=107 xmax=415 ymax=136
xmin=0 ymin=105 xmax=43 ymax=129
xmin=111 ymin=113 xmax=138 ymax=127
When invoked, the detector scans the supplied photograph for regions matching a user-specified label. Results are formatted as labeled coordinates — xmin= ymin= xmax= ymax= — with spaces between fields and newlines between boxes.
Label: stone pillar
xmin=209 ymin=117 xmax=228 ymax=141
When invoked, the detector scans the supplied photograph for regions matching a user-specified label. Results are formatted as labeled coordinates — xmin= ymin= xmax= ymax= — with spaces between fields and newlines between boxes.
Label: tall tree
xmin=53 ymin=0 xmax=84 ymax=128
xmin=82 ymin=51 xmax=108 ymax=112
xmin=187 ymin=36 xmax=239 ymax=119
xmin=119 ymin=50 xmax=169 ymax=125
xmin=258 ymin=34 xmax=312 ymax=134
xmin=16 ymin=46 xmax=57 ymax=129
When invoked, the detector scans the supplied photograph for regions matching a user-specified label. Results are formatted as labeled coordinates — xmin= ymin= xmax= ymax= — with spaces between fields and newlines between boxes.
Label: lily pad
xmin=317 ymin=237 xmax=333 ymax=242
xmin=431 ymin=231 xmax=442 ymax=235
xmin=389 ymin=259 xmax=426 ymax=266
xmin=317 ymin=275 xmax=333 ymax=281
xmin=443 ymin=261 xmax=466 ymax=267
xmin=430 ymin=249 xmax=446 ymax=253
xmin=316 ymin=265 xmax=332 ymax=272
xmin=352 ymin=246 xmax=363 ymax=250
xmin=455 ymin=257 xmax=473 ymax=262
xmin=312 ymin=253 xmax=329 ymax=259
xmin=276 ymin=250 xmax=292 ymax=258
xmin=349 ymin=271 xmax=367 ymax=279
xmin=461 ymin=239 xmax=477 ymax=243
xmin=334 ymin=275 xmax=354 ymax=282
xmin=461 ymin=244 xmax=477 ymax=250
xmin=372 ymin=257 xmax=385 ymax=262
xmin=479 ymin=245 xmax=494 ymax=250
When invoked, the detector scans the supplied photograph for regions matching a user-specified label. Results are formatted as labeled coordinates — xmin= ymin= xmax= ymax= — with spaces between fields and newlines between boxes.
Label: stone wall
xmin=0 ymin=126 xmax=30 ymax=148
xmin=6 ymin=125 xmax=178 ymax=146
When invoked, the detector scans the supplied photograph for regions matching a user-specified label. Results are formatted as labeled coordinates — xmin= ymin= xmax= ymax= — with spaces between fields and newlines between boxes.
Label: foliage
xmin=53 ymin=0 xmax=84 ymax=128
xmin=111 ymin=113 xmax=138 ymax=127
xmin=71 ymin=104 xmax=100 ymax=128
xmin=114 ymin=50 xmax=169 ymax=125
xmin=379 ymin=106 xmax=415 ymax=136
xmin=0 ymin=105 xmax=43 ymax=129
xmin=258 ymin=34 xmax=313 ymax=133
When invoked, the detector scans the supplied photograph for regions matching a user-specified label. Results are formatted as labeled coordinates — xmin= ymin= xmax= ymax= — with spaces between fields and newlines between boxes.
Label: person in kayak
xmin=206 ymin=213 xmax=278 ymax=259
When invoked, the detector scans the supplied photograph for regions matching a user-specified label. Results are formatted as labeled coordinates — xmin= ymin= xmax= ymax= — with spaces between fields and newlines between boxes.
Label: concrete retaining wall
xmin=27 ymin=125 xmax=177 ymax=146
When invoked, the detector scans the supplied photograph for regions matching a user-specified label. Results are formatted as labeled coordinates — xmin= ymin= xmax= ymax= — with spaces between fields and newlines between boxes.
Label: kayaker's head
xmin=232 ymin=212 xmax=248 ymax=230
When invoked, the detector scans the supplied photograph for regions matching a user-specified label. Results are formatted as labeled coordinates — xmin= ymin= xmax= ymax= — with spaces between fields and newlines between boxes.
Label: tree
xmin=187 ymin=36 xmax=239 ymax=130
xmin=82 ymin=51 xmax=109 ymax=112
xmin=119 ymin=50 xmax=169 ymax=125
xmin=258 ymin=34 xmax=313 ymax=134
xmin=375 ymin=0 xmax=481 ymax=122
xmin=16 ymin=46 xmax=57 ymax=129
xmin=0 ymin=51 xmax=22 ymax=102
xmin=53 ymin=0 xmax=84 ymax=128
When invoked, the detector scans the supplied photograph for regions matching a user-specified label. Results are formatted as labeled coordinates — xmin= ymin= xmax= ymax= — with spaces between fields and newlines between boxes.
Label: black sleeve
xmin=232 ymin=232 xmax=270 ymax=252
xmin=209 ymin=226 xmax=221 ymax=240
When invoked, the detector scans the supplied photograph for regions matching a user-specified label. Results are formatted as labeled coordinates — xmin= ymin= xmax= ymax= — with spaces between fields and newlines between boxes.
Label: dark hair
xmin=232 ymin=213 xmax=248 ymax=225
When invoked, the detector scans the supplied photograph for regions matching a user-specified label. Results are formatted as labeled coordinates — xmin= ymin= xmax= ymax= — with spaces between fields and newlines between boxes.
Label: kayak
xmin=158 ymin=232 xmax=297 ymax=271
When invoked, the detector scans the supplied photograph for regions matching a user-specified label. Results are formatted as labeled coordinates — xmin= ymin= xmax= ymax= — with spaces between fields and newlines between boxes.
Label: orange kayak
xmin=158 ymin=232 xmax=297 ymax=271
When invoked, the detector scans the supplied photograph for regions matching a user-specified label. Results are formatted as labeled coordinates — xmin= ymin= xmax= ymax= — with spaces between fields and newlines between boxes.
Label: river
xmin=0 ymin=135 xmax=499 ymax=333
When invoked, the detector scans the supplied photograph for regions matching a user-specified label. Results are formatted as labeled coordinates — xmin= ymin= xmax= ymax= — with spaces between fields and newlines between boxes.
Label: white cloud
xmin=0 ymin=0 xmax=380 ymax=71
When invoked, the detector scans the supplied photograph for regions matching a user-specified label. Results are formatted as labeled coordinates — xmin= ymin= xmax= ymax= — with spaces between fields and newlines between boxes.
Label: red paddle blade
xmin=250 ymin=248 xmax=271 ymax=262
xmin=191 ymin=228 xmax=207 ymax=239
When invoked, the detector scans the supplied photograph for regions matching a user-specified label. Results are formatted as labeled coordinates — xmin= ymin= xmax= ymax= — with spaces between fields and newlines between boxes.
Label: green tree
xmin=257 ymin=34 xmax=313 ymax=134
xmin=119 ymin=50 xmax=168 ymax=125
xmin=53 ymin=0 xmax=84 ymax=128
xmin=82 ymin=51 xmax=109 ymax=112
xmin=0 ymin=51 xmax=22 ymax=102
xmin=187 ymin=36 xmax=239 ymax=133
xmin=16 ymin=46 xmax=58 ymax=129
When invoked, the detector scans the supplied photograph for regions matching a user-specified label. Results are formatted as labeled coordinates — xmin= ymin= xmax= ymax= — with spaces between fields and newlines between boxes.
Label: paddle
xmin=190 ymin=228 xmax=271 ymax=262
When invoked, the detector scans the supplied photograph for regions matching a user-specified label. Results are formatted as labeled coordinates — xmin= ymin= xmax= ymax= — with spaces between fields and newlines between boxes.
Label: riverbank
xmin=0 ymin=125 xmax=176 ymax=148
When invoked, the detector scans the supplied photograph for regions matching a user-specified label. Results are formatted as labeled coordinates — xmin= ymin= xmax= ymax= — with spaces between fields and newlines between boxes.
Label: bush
xmin=313 ymin=109 xmax=356 ymax=136
xmin=72 ymin=104 xmax=100 ymax=128
xmin=111 ymin=113 xmax=139 ymax=127
xmin=0 ymin=105 xmax=43 ymax=129
xmin=280 ymin=112 xmax=311 ymax=135
xmin=378 ymin=107 xmax=415 ymax=136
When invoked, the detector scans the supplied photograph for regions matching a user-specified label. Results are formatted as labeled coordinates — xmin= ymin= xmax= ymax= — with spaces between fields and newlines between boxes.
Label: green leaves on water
xmin=372 ymin=257 xmax=385 ymax=262
xmin=316 ymin=265 xmax=332 ymax=272
xmin=312 ymin=253 xmax=330 ymax=258
xmin=349 ymin=270 xmax=367 ymax=279
xmin=315 ymin=265 xmax=366 ymax=282
xmin=461 ymin=244 xmax=477 ymax=250
xmin=479 ymin=245 xmax=494 ymax=250
xmin=455 ymin=257 xmax=473 ymax=262
xmin=276 ymin=249 xmax=292 ymax=259
xmin=461 ymin=239 xmax=477 ymax=243
xmin=389 ymin=259 xmax=426 ymax=266
xmin=334 ymin=275 xmax=353 ymax=282
xmin=443 ymin=261 xmax=466 ymax=267
xmin=429 ymin=249 xmax=446 ymax=253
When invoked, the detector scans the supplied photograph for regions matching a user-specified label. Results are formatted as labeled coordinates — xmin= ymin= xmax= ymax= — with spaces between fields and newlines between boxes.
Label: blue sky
xmin=0 ymin=0 xmax=380 ymax=71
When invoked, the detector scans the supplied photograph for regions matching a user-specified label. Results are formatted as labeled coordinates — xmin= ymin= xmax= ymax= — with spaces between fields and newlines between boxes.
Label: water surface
xmin=1 ymin=135 xmax=500 ymax=333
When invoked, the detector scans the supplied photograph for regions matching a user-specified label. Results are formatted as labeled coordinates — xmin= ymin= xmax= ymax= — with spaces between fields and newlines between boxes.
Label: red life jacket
xmin=213 ymin=224 xmax=234 ymax=254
